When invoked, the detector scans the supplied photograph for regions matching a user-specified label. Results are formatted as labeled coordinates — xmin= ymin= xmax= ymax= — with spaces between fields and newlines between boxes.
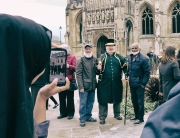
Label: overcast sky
xmin=0 ymin=0 xmax=67 ymax=41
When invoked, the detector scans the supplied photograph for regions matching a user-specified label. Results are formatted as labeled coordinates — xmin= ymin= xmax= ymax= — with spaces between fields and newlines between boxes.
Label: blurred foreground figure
xmin=141 ymin=82 xmax=180 ymax=138
xmin=0 ymin=14 xmax=69 ymax=138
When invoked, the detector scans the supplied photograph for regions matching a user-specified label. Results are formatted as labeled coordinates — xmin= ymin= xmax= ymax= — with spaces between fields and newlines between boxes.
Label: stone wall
xmin=65 ymin=0 xmax=180 ymax=58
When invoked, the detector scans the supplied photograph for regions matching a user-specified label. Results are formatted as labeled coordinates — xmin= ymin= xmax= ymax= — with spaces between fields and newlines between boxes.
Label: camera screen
xmin=50 ymin=49 xmax=66 ymax=85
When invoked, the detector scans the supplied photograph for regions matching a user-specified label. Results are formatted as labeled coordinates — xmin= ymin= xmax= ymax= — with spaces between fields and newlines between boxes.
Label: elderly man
xmin=97 ymin=39 xmax=127 ymax=125
xmin=76 ymin=44 xmax=97 ymax=127
xmin=127 ymin=43 xmax=150 ymax=125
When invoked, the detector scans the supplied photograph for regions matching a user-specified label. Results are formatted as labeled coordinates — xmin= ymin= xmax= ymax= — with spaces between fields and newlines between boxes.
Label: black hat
xmin=105 ymin=39 xmax=115 ymax=46
xmin=84 ymin=44 xmax=93 ymax=48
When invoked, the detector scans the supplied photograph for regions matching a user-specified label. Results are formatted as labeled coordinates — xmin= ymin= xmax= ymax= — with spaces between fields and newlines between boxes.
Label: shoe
xmin=57 ymin=115 xmax=67 ymax=119
xmin=67 ymin=116 xmax=73 ymax=120
xmin=53 ymin=104 xmax=59 ymax=109
xmin=114 ymin=116 xmax=122 ymax=120
xmin=100 ymin=119 xmax=105 ymax=125
xmin=130 ymin=117 xmax=138 ymax=122
xmin=134 ymin=120 xmax=144 ymax=125
xmin=80 ymin=120 xmax=85 ymax=127
xmin=86 ymin=117 xmax=97 ymax=122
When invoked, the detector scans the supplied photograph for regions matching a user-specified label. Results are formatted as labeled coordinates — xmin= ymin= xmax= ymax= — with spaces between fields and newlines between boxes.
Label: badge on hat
xmin=105 ymin=39 xmax=115 ymax=46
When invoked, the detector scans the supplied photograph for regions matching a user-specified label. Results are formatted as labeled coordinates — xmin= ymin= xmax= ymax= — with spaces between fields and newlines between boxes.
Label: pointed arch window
xmin=126 ymin=20 xmax=133 ymax=47
xmin=142 ymin=7 xmax=154 ymax=35
xmin=172 ymin=3 xmax=180 ymax=33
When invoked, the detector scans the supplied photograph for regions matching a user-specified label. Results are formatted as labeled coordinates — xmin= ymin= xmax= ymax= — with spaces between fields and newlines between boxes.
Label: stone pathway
xmin=46 ymin=90 xmax=149 ymax=138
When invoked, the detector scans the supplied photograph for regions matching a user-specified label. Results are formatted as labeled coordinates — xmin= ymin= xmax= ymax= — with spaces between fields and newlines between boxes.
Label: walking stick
xmin=124 ymin=80 xmax=128 ymax=125
xmin=124 ymin=55 xmax=129 ymax=125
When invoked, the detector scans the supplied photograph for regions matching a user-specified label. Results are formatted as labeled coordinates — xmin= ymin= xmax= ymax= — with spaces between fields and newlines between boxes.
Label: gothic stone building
xmin=65 ymin=0 xmax=180 ymax=58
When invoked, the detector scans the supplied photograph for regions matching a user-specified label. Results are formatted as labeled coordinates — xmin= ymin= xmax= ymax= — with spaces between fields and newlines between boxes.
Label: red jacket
xmin=66 ymin=54 xmax=76 ymax=81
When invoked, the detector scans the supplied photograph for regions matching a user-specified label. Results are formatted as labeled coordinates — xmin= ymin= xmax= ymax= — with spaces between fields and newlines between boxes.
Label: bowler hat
xmin=105 ymin=39 xmax=115 ymax=46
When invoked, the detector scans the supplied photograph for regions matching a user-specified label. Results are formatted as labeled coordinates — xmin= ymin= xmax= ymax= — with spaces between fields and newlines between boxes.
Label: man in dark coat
xmin=141 ymin=82 xmax=180 ymax=138
xmin=97 ymin=39 xmax=127 ymax=125
xmin=76 ymin=44 xmax=97 ymax=127
xmin=127 ymin=43 xmax=150 ymax=125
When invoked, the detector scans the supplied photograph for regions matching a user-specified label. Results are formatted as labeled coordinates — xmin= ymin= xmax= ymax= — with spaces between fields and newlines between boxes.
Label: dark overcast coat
xmin=159 ymin=61 xmax=180 ymax=100
xmin=0 ymin=14 xmax=51 ymax=138
xmin=141 ymin=82 xmax=180 ymax=138
xmin=97 ymin=53 xmax=127 ymax=104
xmin=128 ymin=53 xmax=150 ymax=88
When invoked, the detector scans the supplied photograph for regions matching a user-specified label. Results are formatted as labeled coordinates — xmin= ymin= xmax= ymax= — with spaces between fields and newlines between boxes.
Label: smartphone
xmin=49 ymin=48 xmax=67 ymax=86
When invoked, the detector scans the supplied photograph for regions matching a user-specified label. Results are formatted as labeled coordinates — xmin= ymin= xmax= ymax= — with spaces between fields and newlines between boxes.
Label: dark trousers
xmin=58 ymin=90 xmax=75 ymax=116
xmin=46 ymin=96 xmax=58 ymax=108
xmin=130 ymin=86 xmax=145 ymax=120
xmin=99 ymin=103 xmax=120 ymax=120
xmin=31 ymin=85 xmax=42 ymax=107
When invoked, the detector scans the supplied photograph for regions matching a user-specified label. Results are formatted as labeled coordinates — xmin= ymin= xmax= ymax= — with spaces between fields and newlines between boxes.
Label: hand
xmin=38 ymin=77 xmax=70 ymax=100
xmin=67 ymin=64 xmax=69 ymax=68
xmin=80 ymin=89 xmax=84 ymax=92
xmin=159 ymin=92 xmax=163 ymax=96
xmin=33 ymin=77 xmax=69 ymax=124
xmin=97 ymin=64 xmax=102 ymax=70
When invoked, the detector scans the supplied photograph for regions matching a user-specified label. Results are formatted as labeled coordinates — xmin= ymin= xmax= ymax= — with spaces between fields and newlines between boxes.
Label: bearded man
xmin=126 ymin=43 xmax=150 ymax=125
xmin=97 ymin=39 xmax=127 ymax=125
xmin=76 ymin=44 xmax=97 ymax=127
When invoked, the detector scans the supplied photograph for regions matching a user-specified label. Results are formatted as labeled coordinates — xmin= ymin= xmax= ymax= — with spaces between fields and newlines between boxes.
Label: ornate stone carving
xmin=87 ymin=12 xmax=91 ymax=25
xmin=111 ymin=9 xmax=114 ymax=22
xmin=101 ymin=10 xmax=105 ymax=23
xmin=91 ymin=11 xmax=96 ymax=24
xmin=106 ymin=9 xmax=111 ymax=23
xmin=96 ymin=10 xmax=100 ymax=24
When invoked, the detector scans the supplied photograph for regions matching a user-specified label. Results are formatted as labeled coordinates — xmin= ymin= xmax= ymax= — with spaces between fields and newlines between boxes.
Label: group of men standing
xmin=76 ymin=39 xmax=150 ymax=127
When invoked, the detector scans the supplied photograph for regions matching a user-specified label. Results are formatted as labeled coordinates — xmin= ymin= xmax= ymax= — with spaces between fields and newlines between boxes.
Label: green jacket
xmin=97 ymin=52 xmax=127 ymax=81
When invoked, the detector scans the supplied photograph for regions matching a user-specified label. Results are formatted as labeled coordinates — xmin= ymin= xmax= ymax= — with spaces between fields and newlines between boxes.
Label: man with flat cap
xmin=97 ymin=39 xmax=128 ymax=125
xmin=76 ymin=44 xmax=97 ymax=127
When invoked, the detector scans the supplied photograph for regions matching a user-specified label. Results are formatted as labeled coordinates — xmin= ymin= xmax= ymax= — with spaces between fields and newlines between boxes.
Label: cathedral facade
xmin=65 ymin=0 xmax=180 ymax=58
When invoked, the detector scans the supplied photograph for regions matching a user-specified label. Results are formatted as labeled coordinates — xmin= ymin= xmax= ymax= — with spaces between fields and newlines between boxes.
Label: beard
xmin=132 ymin=51 xmax=139 ymax=55
xmin=84 ymin=52 xmax=93 ymax=58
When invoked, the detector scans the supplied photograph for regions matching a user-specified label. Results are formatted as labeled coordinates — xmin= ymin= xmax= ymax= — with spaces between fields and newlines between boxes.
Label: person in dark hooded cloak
xmin=141 ymin=81 xmax=180 ymax=138
xmin=0 ymin=14 xmax=70 ymax=138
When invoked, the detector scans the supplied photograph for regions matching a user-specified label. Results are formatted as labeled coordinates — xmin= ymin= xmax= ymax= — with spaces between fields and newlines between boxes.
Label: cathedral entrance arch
xmin=97 ymin=35 xmax=108 ymax=57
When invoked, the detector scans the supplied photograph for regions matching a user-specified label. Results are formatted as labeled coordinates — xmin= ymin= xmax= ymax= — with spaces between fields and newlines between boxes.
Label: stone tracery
xmin=84 ymin=0 xmax=115 ymax=26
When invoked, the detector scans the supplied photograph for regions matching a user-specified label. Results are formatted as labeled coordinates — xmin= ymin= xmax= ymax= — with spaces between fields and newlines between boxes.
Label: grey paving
xmin=46 ymin=90 xmax=150 ymax=138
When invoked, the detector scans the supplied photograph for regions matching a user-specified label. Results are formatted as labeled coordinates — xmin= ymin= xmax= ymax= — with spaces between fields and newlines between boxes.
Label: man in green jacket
xmin=97 ymin=39 xmax=127 ymax=125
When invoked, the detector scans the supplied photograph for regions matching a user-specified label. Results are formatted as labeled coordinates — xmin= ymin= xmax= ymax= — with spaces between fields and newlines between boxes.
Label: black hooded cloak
xmin=0 ymin=14 xmax=51 ymax=138
xmin=141 ymin=82 xmax=180 ymax=138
